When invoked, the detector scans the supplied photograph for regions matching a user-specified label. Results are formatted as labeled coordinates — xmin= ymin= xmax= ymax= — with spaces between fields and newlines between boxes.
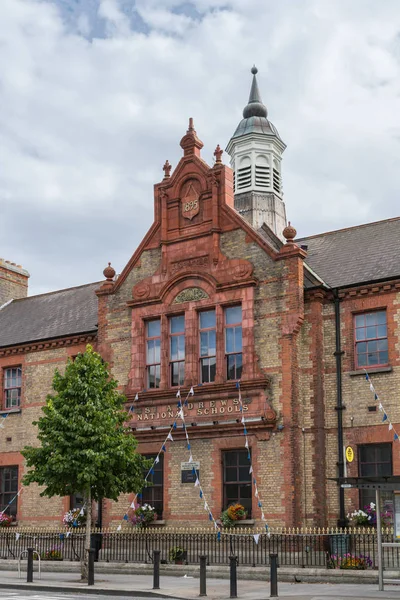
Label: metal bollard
xmin=270 ymin=553 xmax=278 ymax=597
xmin=199 ymin=554 xmax=207 ymax=597
xmin=27 ymin=547 xmax=34 ymax=583
xmin=88 ymin=548 xmax=95 ymax=586
xmin=229 ymin=555 xmax=238 ymax=598
xmin=153 ymin=550 xmax=160 ymax=590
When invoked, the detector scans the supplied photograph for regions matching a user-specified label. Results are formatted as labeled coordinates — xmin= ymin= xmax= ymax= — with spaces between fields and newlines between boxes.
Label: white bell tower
xmin=226 ymin=67 xmax=287 ymax=241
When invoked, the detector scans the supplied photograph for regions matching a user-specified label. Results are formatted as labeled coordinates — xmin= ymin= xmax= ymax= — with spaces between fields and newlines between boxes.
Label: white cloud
xmin=0 ymin=0 xmax=399 ymax=294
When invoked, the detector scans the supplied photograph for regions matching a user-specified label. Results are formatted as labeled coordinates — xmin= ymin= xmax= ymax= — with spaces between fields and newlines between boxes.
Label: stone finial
xmin=163 ymin=160 xmax=172 ymax=179
xmin=282 ymin=222 xmax=297 ymax=244
xmin=180 ymin=117 xmax=204 ymax=157
xmin=103 ymin=262 xmax=116 ymax=281
xmin=214 ymin=144 xmax=223 ymax=164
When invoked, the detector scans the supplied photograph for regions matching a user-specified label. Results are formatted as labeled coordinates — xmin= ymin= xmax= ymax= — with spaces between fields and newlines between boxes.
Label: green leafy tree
xmin=22 ymin=345 xmax=148 ymax=579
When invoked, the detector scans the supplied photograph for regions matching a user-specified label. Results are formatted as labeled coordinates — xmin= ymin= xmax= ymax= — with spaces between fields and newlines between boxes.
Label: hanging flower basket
xmin=0 ymin=514 xmax=13 ymax=528
xmin=129 ymin=504 xmax=157 ymax=528
xmin=62 ymin=508 xmax=86 ymax=528
xmin=220 ymin=504 xmax=247 ymax=528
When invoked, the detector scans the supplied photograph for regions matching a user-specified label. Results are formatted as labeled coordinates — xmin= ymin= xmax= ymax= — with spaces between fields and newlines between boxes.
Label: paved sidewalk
xmin=0 ymin=569 xmax=399 ymax=599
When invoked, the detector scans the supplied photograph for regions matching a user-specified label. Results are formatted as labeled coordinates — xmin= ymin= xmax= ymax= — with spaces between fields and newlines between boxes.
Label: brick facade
xmin=0 ymin=121 xmax=399 ymax=530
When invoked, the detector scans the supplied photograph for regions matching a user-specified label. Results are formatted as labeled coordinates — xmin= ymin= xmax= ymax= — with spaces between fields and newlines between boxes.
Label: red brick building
xmin=1 ymin=68 xmax=399 ymax=529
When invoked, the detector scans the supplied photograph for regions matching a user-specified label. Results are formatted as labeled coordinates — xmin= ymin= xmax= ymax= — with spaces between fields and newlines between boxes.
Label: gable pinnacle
xmin=243 ymin=65 xmax=268 ymax=119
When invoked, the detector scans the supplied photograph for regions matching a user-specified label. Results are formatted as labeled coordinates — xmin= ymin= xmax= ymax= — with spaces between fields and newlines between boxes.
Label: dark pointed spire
xmin=243 ymin=66 xmax=267 ymax=119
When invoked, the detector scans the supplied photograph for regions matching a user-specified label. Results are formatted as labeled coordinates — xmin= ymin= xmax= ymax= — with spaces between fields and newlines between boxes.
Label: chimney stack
xmin=0 ymin=259 xmax=30 ymax=307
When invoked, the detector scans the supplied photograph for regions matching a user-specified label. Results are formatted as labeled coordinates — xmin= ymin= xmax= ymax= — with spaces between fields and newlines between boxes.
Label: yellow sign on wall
xmin=345 ymin=446 xmax=354 ymax=463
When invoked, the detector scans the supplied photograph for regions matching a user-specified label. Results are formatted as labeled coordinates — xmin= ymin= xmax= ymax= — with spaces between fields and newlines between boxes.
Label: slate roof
xmin=0 ymin=282 xmax=99 ymax=348
xmin=296 ymin=217 xmax=400 ymax=289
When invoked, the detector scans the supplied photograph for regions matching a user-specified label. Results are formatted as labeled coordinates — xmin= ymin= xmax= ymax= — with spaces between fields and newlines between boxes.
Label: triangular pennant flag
xmin=258 ymin=501 xmax=262 ymax=508
xmin=134 ymin=393 xmax=139 ymax=401
xmin=59 ymin=533 xmax=65 ymax=541
xmin=130 ymin=501 xmax=136 ymax=509
xmin=129 ymin=405 xmax=134 ymax=414
xmin=15 ymin=532 xmax=20 ymax=541
xmin=383 ymin=413 xmax=388 ymax=422
xmin=137 ymin=493 xmax=142 ymax=499
xmin=189 ymin=386 xmax=194 ymax=396
xmin=189 ymin=455 xmax=193 ymax=463
xmin=162 ymin=445 xmax=166 ymax=452
xmin=245 ymin=438 xmax=249 ymax=449
xmin=195 ymin=478 xmax=200 ymax=487
xmin=123 ymin=514 xmax=128 ymax=521
xmin=236 ymin=381 xmax=240 ymax=389
xmin=241 ymin=417 xmax=245 ymax=424
xmin=73 ymin=520 xmax=77 ymax=527
xmin=375 ymin=393 xmax=378 ymax=401
xmin=261 ymin=513 xmax=265 ymax=521
xmin=176 ymin=389 xmax=181 ymax=398
xmin=389 ymin=423 xmax=393 ymax=431
xmin=187 ymin=443 xmax=191 ymax=450
xmin=247 ymin=452 xmax=251 ymax=460
xmin=239 ymin=405 xmax=243 ymax=412
xmin=209 ymin=513 xmax=213 ymax=521
xmin=200 ymin=490 xmax=203 ymax=498
xmin=79 ymin=508 xmax=84 ymax=516
xmin=378 ymin=403 xmax=383 ymax=411
xmin=184 ymin=399 xmax=188 ymax=407
xmin=253 ymin=478 xmax=257 ymax=485
xmin=394 ymin=433 xmax=399 ymax=441
xmin=150 ymin=468 xmax=154 ymax=475
xmin=66 ymin=531 xmax=71 ymax=538
xmin=173 ymin=422 xmax=177 ymax=429
xmin=243 ymin=428 xmax=247 ymax=435
xmin=117 ymin=524 xmax=122 ymax=531
xmin=204 ymin=501 xmax=208 ymax=510
xmin=192 ymin=467 xmax=196 ymax=475
xmin=255 ymin=488 xmax=259 ymax=498
xmin=369 ymin=383 xmax=374 ymax=393
xmin=217 ymin=531 xmax=221 ymax=541
xmin=365 ymin=373 xmax=369 ymax=380
xmin=214 ymin=521 xmax=219 ymax=530
xmin=253 ymin=534 xmax=260 ymax=545
xmin=249 ymin=466 xmax=253 ymax=474
xmin=155 ymin=456 xmax=160 ymax=464
xmin=167 ymin=433 xmax=173 ymax=441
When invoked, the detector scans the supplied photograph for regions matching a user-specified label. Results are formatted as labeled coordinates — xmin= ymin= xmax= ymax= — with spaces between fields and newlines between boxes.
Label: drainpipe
xmin=333 ymin=290 xmax=346 ymax=527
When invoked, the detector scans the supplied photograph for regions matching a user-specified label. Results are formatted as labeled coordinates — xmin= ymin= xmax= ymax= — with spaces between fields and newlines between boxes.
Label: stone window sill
xmin=152 ymin=520 xmax=166 ymax=526
xmin=236 ymin=519 xmax=255 ymax=526
xmin=1 ymin=408 xmax=21 ymax=416
xmin=348 ymin=366 xmax=392 ymax=377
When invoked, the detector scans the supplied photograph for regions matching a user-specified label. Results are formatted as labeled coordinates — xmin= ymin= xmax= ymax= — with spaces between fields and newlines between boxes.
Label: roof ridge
xmin=296 ymin=216 xmax=400 ymax=241
xmin=12 ymin=281 xmax=102 ymax=303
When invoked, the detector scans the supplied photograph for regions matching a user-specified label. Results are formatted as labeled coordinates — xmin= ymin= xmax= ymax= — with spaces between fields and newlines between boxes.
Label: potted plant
xmin=129 ymin=503 xmax=157 ymax=528
xmin=62 ymin=508 xmax=86 ymax=528
xmin=41 ymin=545 xmax=63 ymax=561
xmin=220 ymin=503 xmax=247 ymax=528
xmin=169 ymin=546 xmax=187 ymax=564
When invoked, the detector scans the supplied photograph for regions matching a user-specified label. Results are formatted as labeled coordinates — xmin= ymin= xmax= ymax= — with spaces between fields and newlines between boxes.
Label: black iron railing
xmin=0 ymin=527 xmax=398 ymax=569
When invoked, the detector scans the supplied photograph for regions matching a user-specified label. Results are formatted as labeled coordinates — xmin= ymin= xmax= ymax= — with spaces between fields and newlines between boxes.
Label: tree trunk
xmin=81 ymin=487 xmax=92 ymax=581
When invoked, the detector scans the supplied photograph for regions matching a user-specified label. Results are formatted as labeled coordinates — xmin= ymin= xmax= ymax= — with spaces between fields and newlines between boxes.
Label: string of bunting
xmin=120 ymin=384 xmax=267 ymax=545
xmin=175 ymin=387 xmax=221 ymax=537
xmin=364 ymin=369 xmax=400 ymax=443
xmin=117 ymin=398 xmax=176 ymax=531
xmin=237 ymin=382 xmax=269 ymax=539
xmin=0 ymin=413 xmax=9 ymax=430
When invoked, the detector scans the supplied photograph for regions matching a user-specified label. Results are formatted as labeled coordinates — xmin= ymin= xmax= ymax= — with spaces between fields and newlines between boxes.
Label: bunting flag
xmin=66 ymin=531 xmax=71 ymax=538
xmin=0 ymin=414 xmax=8 ymax=429
xmin=15 ymin=532 xmax=20 ymax=541
xmin=364 ymin=370 xmax=400 ymax=444
xmin=0 ymin=488 xmax=23 ymax=515
xmin=253 ymin=533 xmax=260 ymax=544
xmin=134 ymin=393 xmax=139 ymax=401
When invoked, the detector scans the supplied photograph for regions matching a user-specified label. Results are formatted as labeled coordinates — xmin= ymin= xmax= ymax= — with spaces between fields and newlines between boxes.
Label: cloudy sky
xmin=1 ymin=0 xmax=400 ymax=296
